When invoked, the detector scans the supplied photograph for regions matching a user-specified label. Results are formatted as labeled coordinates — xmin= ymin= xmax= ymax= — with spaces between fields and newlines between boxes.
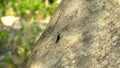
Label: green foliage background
xmin=0 ymin=0 xmax=60 ymax=68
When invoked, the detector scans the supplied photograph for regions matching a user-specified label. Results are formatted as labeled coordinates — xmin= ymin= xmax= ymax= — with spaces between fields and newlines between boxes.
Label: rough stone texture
xmin=27 ymin=0 xmax=120 ymax=68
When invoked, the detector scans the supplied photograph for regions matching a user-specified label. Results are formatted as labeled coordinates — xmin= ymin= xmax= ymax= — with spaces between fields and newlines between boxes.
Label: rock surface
xmin=27 ymin=0 xmax=120 ymax=68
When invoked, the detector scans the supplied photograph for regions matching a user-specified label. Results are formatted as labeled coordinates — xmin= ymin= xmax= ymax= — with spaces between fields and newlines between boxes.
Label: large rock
xmin=27 ymin=0 xmax=120 ymax=68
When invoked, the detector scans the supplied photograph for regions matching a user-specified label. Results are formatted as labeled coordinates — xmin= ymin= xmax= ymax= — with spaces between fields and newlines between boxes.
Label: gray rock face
xmin=27 ymin=0 xmax=120 ymax=68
